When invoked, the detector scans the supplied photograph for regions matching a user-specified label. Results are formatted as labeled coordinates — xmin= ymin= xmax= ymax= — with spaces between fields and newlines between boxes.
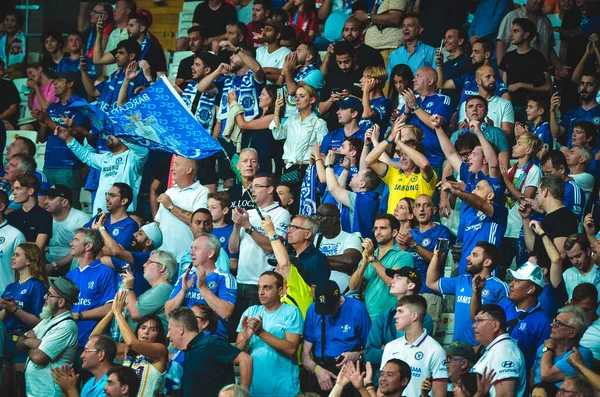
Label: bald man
xmin=457 ymin=66 xmax=514 ymax=139
xmin=396 ymin=66 xmax=453 ymax=181
xmin=154 ymin=155 xmax=210 ymax=259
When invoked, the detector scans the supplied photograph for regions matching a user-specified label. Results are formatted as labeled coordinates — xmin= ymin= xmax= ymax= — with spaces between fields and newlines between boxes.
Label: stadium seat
xmin=27 ymin=52 xmax=42 ymax=64
xmin=182 ymin=1 xmax=202 ymax=14
xmin=169 ymin=50 xmax=193 ymax=81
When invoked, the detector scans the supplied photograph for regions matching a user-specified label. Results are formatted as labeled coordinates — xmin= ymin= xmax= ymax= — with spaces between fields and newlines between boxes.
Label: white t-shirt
xmin=563 ymin=265 xmax=600 ymax=299
xmin=458 ymin=96 xmax=515 ymax=127
xmin=0 ymin=221 xmax=26 ymax=293
xmin=580 ymin=317 xmax=600 ymax=360
xmin=256 ymin=46 xmax=291 ymax=69
xmin=67 ymin=139 xmax=149 ymax=212
xmin=47 ymin=208 xmax=91 ymax=263
xmin=237 ymin=203 xmax=290 ymax=285
xmin=155 ymin=181 xmax=209 ymax=260
xmin=316 ymin=231 xmax=363 ymax=292
xmin=570 ymin=173 xmax=594 ymax=208
xmin=470 ymin=334 xmax=526 ymax=397
xmin=381 ymin=330 xmax=448 ymax=397
xmin=504 ymin=164 xmax=542 ymax=238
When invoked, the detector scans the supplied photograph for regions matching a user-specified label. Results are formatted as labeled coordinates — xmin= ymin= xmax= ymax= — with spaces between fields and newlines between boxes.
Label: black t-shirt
xmin=110 ymin=40 xmax=166 ymax=78
xmin=182 ymin=332 xmax=240 ymax=397
xmin=293 ymin=244 xmax=331 ymax=287
xmin=355 ymin=44 xmax=385 ymax=71
xmin=0 ymin=79 xmax=21 ymax=127
xmin=498 ymin=48 xmax=548 ymax=107
xmin=228 ymin=182 xmax=255 ymax=211
xmin=321 ymin=67 xmax=364 ymax=131
xmin=192 ymin=1 xmax=237 ymax=39
xmin=177 ymin=55 xmax=194 ymax=88
xmin=7 ymin=204 xmax=53 ymax=243
xmin=533 ymin=206 xmax=578 ymax=255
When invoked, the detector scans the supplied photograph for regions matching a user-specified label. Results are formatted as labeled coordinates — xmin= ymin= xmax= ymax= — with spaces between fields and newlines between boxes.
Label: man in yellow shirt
xmin=366 ymin=124 xmax=437 ymax=214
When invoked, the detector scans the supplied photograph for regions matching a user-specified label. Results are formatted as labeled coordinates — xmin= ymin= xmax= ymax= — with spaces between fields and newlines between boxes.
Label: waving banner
xmin=72 ymin=76 xmax=222 ymax=159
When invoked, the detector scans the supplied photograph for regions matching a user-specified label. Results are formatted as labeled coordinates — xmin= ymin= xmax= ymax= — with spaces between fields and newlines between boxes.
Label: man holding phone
xmin=396 ymin=194 xmax=453 ymax=332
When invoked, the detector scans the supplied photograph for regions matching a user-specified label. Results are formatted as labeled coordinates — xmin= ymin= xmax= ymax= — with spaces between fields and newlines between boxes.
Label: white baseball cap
xmin=508 ymin=262 xmax=546 ymax=288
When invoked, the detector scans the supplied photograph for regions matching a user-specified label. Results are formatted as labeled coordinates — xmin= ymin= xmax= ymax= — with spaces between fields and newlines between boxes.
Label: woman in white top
xmin=92 ymin=291 xmax=168 ymax=397
xmin=270 ymin=84 xmax=328 ymax=168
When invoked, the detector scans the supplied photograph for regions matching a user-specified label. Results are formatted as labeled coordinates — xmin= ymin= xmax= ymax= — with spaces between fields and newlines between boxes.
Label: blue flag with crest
xmin=71 ymin=76 xmax=222 ymax=159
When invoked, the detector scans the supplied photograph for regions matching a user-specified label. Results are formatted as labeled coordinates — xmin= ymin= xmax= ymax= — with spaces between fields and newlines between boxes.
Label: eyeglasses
xmin=46 ymin=293 xmax=64 ymax=300
xmin=145 ymin=260 xmax=162 ymax=266
xmin=473 ymin=318 xmax=495 ymax=325
xmin=105 ymin=192 xmax=120 ymax=198
xmin=446 ymin=356 xmax=466 ymax=362
xmin=553 ymin=318 xmax=576 ymax=330
xmin=249 ymin=184 xmax=270 ymax=190
xmin=458 ymin=151 xmax=472 ymax=159
xmin=557 ymin=388 xmax=578 ymax=395
xmin=83 ymin=349 xmax=102 ymax=354
xmin=288 ymin=224 xmax=310 ymax=231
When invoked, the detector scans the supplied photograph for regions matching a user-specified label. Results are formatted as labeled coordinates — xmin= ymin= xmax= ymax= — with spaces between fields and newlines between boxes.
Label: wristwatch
xmin=542 ymin=346 xmax=554 ymax=353
xmin=77 ymin=312 xmax=83 ymax=322
xmin=167 ymin=204 xmax=174 ymax=212
xmin=245 ymin=226 xmax=256 ymax=235
xmin=411 ymin=103 xmax=421 ymax=111
xmin=98 ymin=226 xmax=106 ymax=233
xmin=269 ymin=234 xmax=280 ymax=241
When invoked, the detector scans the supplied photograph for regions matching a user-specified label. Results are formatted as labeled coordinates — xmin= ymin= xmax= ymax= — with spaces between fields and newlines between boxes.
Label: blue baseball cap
xmin=335 ymin=97 xmax=363 ymax=117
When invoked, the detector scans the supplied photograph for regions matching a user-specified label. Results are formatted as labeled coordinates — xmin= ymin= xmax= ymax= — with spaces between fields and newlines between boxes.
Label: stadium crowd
xmin=1 ymin=0 xmax=600 ymax=396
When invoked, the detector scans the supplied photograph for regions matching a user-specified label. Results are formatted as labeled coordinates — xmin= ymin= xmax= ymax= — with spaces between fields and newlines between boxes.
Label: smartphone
xmin=335 ymin=355 xmax=345 ymax=364
xmin=95 ymin=208 xmax=103 ymax=223
xmin=116 ymin=266 xmax=129 ymax=274
xmin=435 ymin=238 xmax=450 ymax=252
xmin=446 ymin=176 xmax=457 ymax=183
xmin=334 ymin=152 xmax=345 ymax=163
xmin=553 ymin=83 xmax=561 ymax=96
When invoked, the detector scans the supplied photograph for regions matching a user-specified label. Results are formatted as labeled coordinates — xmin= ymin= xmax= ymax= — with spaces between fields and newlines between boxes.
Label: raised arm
xmin=425 ymin=249 xmax=443 ymax=293
xmin=472 ymin=121 xmax=499 ymax=178
xmin=530 ymin=220 xmax=563 ymax=288
xmin=325 ymin=151 xmax=351 ymax=207
xmin=365 ymin=124 xmax=394 ymax=176
xmin=92 ymin=19 xmax=116 ymax=65
xmin=113 ymin=291 xmax=168 ymax=371
xmin=432 ymin=115 xmax=463 ymax=173
xmin=396 ymin=139 xmax=433 ymax=180
xmin=439 ymin=180 xmax=495 ymax=218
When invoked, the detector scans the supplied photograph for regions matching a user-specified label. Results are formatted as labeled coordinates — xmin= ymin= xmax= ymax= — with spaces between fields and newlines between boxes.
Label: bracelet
xmin=366 ymin=386 xmax=376 ymax=391
xmin=384 ymin=138 xmax=392 ymax=145
xmin=325 ymin=164 xmax=334 ymax=169
xmin=98 ymin=226 xmax=106 ymax=232
xmin=364 ymin=383 xmax=374 ymax=389
xmin=77 ymin=312 xmax=83 ymax=321
xmin=539 ymin=233 xmax=547 ymax=239
xmin=313 ymin=365 xmax=322 ymax=373
xmin=315 ymin=158 xmax=323 ymax=162
xmin=11 ymin=307 xmax=19 ymax=314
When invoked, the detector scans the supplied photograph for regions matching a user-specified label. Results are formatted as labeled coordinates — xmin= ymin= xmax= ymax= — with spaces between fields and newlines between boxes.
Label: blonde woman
xmin=271 ymin=84 xmax=328 ymax=180
xmin=360 ymin=66 xmax=393 ymax=131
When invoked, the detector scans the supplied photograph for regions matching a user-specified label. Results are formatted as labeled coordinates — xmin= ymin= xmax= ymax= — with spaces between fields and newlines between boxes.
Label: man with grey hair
xmin=228 ymin=148 xmax=259 ymax=211
xmin=154 ymin=155 xmax=209 ymax=260
xmin=562 ymin=145 xmax=594 ymax=207
xmin=165 ymin=232 xmax=237 ymax=339
xmin=119 ymin=249 xmax=176 ymax=332
xmin=219 ymin=384 xmax=249 ymax=397
xmin=0 ymin=153 xmax=39 ymax=202
xmin=166 ymin=307 xmax=252 ymax=396
xmin=65 ymin=228 xmax=117 ymax=356
xmin=532 ymin=305 xmax=593 ymax=386
xmin=287 ymin=214 xmax=330 ymax=290
xmin=18 ymin=277 xmax=80 ymax=397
